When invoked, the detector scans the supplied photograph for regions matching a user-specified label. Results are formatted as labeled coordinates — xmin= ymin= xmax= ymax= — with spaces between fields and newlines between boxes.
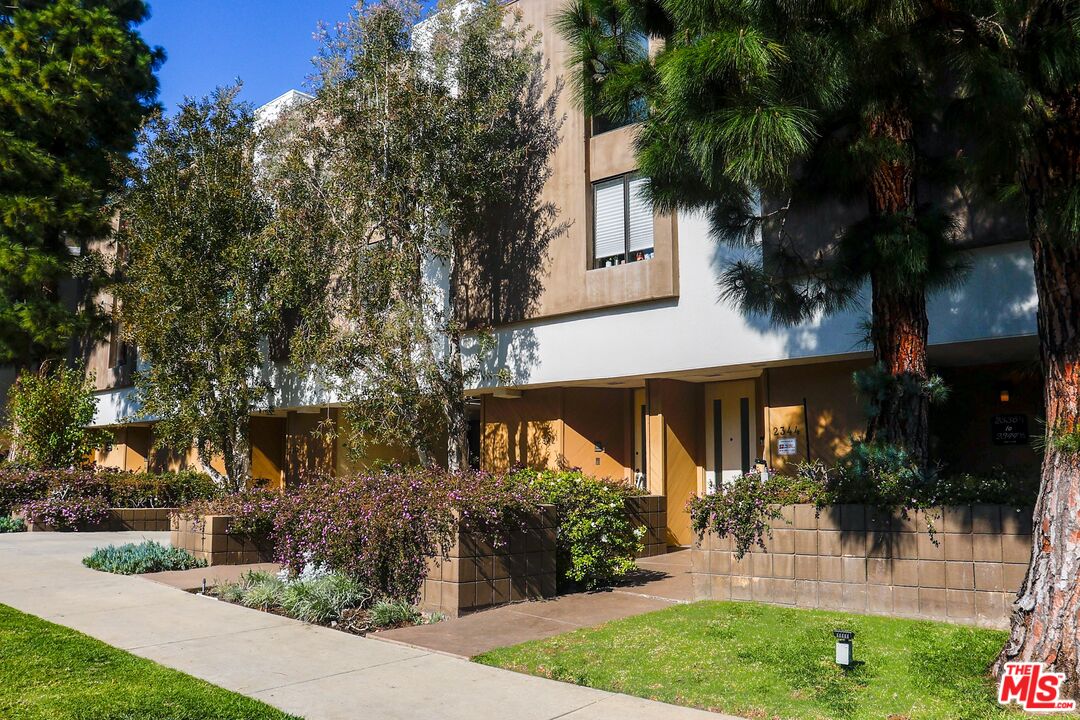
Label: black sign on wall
xmin=992 ymin=414 xmax=1029 ymax=446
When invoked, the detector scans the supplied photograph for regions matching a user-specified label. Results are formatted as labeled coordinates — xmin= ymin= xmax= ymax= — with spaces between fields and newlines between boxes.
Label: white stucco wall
xmin=473 ymin=209 xmax=1038 ymax=388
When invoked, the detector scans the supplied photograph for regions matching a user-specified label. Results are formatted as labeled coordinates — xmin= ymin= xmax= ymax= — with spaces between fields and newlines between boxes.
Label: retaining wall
xmin=420 ymin=506 xmax=558 ymax=618
xmin=691 ymin=504 xmax=1033 ymax=629
xmin=23 ymin=507 xmax=175 ymax=532
xmin=169 ymin=513 xmax=275 ymax=565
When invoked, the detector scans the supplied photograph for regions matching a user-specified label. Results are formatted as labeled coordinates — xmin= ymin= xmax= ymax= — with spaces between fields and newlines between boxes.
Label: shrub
xmin=514 ymin=468 xmax=643 ymax=590
xmin=215 ymin=570 xmax=370 ymax=624
xmin=99 ymin=469 xmax=220 ymax=508
xmin=272 ymin=466 xmax=541 ymax=602
xmin=0 ymin=516 xmax=26 ymax=533
xmin=369 ymin=599 xmax=421 ymax=628
xmin=82 ymin=541 xmax=206 ymax=574
xmin=0 ymin=466 xmax=218 ymax=519
xmin=3 ymin=363 xmax=111 ymax=470
xmin=179 ymin=489 xmax=281 ymax=538
xmin=21 ymin=493 xmax=109 ymax=530
xmin=928 ymin=466 xmax=1039 ymax=507
xmin=0 ymin=465 xmax=50 ymax=513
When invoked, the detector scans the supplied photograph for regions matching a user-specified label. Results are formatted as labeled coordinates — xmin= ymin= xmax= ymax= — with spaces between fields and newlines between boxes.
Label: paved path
xmin=380 ymin=550 xmax=695 ymax=657
xmin=1 ymin=532 xmax=738 ymax=720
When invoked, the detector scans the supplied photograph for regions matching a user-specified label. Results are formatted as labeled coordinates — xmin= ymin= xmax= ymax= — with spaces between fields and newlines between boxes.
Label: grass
xmin=0 ymin=603 xmax=300 ymax=720
xmin=475 ymin=600 xmax=1064 ymax=720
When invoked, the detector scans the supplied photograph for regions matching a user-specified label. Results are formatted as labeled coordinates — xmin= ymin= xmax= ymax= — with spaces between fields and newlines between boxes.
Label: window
xmin=591 ymin=33 xmax=649 ymax=135
xmin=592 ymin=174 xmax=654 ymax=268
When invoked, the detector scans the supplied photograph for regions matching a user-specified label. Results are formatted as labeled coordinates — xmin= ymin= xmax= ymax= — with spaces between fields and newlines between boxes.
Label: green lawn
xmin=0 ymin=603 xmax=300 ymax=720
xmin=475 ymin=600 xmax=1058 ymax=720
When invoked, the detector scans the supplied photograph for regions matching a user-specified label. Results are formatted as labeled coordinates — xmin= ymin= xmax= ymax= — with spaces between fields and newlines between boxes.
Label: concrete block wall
xmin=626 ymin=495 xmax=668 ymax=558
xmin=23 ymin=507 xmax=175 ymax=532
xmin=420 ymin=506 xmax=558 ymax=617
xmin=690 ymin=503 xmax=1033 ymax=629
xmin=170 ymin=513 xmax=275 ymax=566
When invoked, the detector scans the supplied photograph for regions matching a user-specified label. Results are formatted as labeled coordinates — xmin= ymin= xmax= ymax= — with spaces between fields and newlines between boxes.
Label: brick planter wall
xmin=22 ymin=507 xmax=176 ymax=532
xmin=420 ymin=506 xmax=558 ymax=618
xmin=169 ymin=513 xmax=275 ymax=566
xmin=626 ymin=495 xmax=668 ymax=558
xmin=690 ymin=504 xmax=1033 ymax=629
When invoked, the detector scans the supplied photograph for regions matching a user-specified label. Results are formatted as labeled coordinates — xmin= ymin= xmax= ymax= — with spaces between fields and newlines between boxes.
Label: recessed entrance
xmin=704 ymin=380 xmax=756 ymax=493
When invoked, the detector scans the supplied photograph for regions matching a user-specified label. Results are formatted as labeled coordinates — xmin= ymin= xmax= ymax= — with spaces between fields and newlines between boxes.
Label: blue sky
xmin=141 ymin=1 xmax=358 ymax=113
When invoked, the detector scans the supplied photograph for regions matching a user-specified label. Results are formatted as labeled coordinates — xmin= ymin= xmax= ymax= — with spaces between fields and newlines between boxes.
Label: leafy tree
xmin=117 ymin=87 xmax=275 ymax=492
xmin=941 ymin=0 xmax=1080 ymax=690
xmin=557 ymin=0 xmax=965 ymax=468
xmin=0 ymin=0 xmax=160 ymax=368
xmin=263 ymin=0 xmax=563 ymax=470
xmin=3 ymin=363 xmax=110 ymax=469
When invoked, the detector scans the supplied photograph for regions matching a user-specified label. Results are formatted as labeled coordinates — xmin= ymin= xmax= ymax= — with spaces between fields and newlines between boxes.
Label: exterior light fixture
xmin=834 ymin=629 xmax=855 ymax=667
xmin=999 ymin=384 xmax=1011 ymax=403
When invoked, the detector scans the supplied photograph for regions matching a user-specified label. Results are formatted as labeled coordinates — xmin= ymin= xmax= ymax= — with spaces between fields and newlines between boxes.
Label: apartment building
xmin=87 ymin=0 xmax=1042 ymax=546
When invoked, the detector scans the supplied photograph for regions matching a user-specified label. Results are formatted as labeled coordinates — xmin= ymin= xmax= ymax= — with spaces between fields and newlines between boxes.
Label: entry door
xmin=704 ymin=380 xmax=757 ymax=493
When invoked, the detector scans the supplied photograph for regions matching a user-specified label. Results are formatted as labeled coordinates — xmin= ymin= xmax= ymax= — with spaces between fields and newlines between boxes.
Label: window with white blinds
xmin=592 ymin=174 xmax=654 ymax=269
xmin=593 ymin=178 xmax=625 ymax=265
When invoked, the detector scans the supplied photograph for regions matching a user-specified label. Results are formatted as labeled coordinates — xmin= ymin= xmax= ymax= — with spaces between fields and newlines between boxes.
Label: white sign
xmin=777 ymin=436 xmax=798 ymax=456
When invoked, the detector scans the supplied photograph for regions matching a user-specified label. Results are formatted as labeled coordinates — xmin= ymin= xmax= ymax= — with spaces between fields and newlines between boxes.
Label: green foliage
xmin=369 ymin=598 xmax=421 ymax=628
xmin=515 ymin=468 xmax=643 ymax=590
xmin=0 ymin=604 xmax=300 ymax=720
xmin=695 ymin=448 xmax=1038 ymax=557
xmin=476 ymin=601 xmax=1017 ymax=720
xmin=214 ymin=570 xmax=371 ymax=625
xmin=0 ymin=516 xmax=25 ymax=533
xmin=3 ymin=364 xmax=110 ymax=469
xmin=99 ymin=469 xmax=220 ymax=508
xmin=0 ymin=0 xmax=161 ymax=366
xmin=118 ymin=85 xmax=275 ymax=492
xmin=558 ymin=0 xmax=970 ymax=467
xmin=853 ymin=364 xmax=950 ymax=422
xmin=262 ymin=0 xmax=564 ymax=468
xmin=82 ymin=541 xmax=206 ymax=575
xmin=690 ymin=470 xmax=827 ymax=560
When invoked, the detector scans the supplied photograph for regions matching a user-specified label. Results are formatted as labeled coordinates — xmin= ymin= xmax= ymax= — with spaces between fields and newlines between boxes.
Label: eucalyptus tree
xmin=558 ymin=0 xmax=965 ymax=468
xmin=939 ymin=0 xmax=1080 ymax=690
xmin=262 ymin=0 xmax=562 ymax=470
xmin=118 ymin=87 xmax=275 ymax=492
xmin=0 ymin=0 xmax=160 ymax=368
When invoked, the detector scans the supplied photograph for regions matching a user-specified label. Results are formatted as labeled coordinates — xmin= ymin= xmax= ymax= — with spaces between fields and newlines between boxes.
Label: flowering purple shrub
xmin=179 ymin=490 xmax=281 ymax=538
xmin=272 ymin=467 xmax=542 ymax=602
xmin=20 ymin=493 xmax=110 ymax=530
xmin=0 ymin=465 xmax=218 ymax=516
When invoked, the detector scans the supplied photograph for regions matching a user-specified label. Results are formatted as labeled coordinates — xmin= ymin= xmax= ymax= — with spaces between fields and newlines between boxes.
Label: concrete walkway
xmin=0 ymin=532 xmax=738 ymax=720
xmin=380 ymin=550 xmax=695 ymax=657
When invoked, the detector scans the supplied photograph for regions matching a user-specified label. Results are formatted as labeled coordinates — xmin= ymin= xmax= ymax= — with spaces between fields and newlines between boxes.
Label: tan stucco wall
xmin=250 ymin=416 xmax=285 ymax=490
xmin=95 ymin=426 xmax=150 ymax=471
xmin=284 ymin=410 xmax=336 ymax=486
xmin=466 ymin=0 xmax=678 ymax=324
xmin=481 ymin=387 xmax=632 ymax=478
xmin=648 ymin=379 xmax=702 ymax=546
xmin=764 ymin=360 xmax=870 ymax=472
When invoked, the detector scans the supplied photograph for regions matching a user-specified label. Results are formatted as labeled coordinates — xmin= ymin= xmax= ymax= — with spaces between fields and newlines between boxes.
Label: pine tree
xmin=0 ymin=0 xmax=160 ymax=367
xmin=943 ymin=0 xmax=1080 ymax=692
xmin=558 ymin=0 xmax=965 ymax=468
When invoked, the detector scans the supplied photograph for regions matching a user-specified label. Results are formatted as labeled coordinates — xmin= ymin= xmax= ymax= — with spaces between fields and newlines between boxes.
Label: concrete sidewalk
xmin=0 ymin=532 xmax=739 ymax=720
xmin=380 ymin=550 xmax=695 ymax=657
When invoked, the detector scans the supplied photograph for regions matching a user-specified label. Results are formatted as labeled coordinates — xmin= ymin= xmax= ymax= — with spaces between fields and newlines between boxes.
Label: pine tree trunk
xmin=865 ymin=278 xmax=930 ymax=467
xmin=993 ymin=183 xmax=1080 ymax=692
xmin=862 ymin=110 xmax=931 ymax=468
